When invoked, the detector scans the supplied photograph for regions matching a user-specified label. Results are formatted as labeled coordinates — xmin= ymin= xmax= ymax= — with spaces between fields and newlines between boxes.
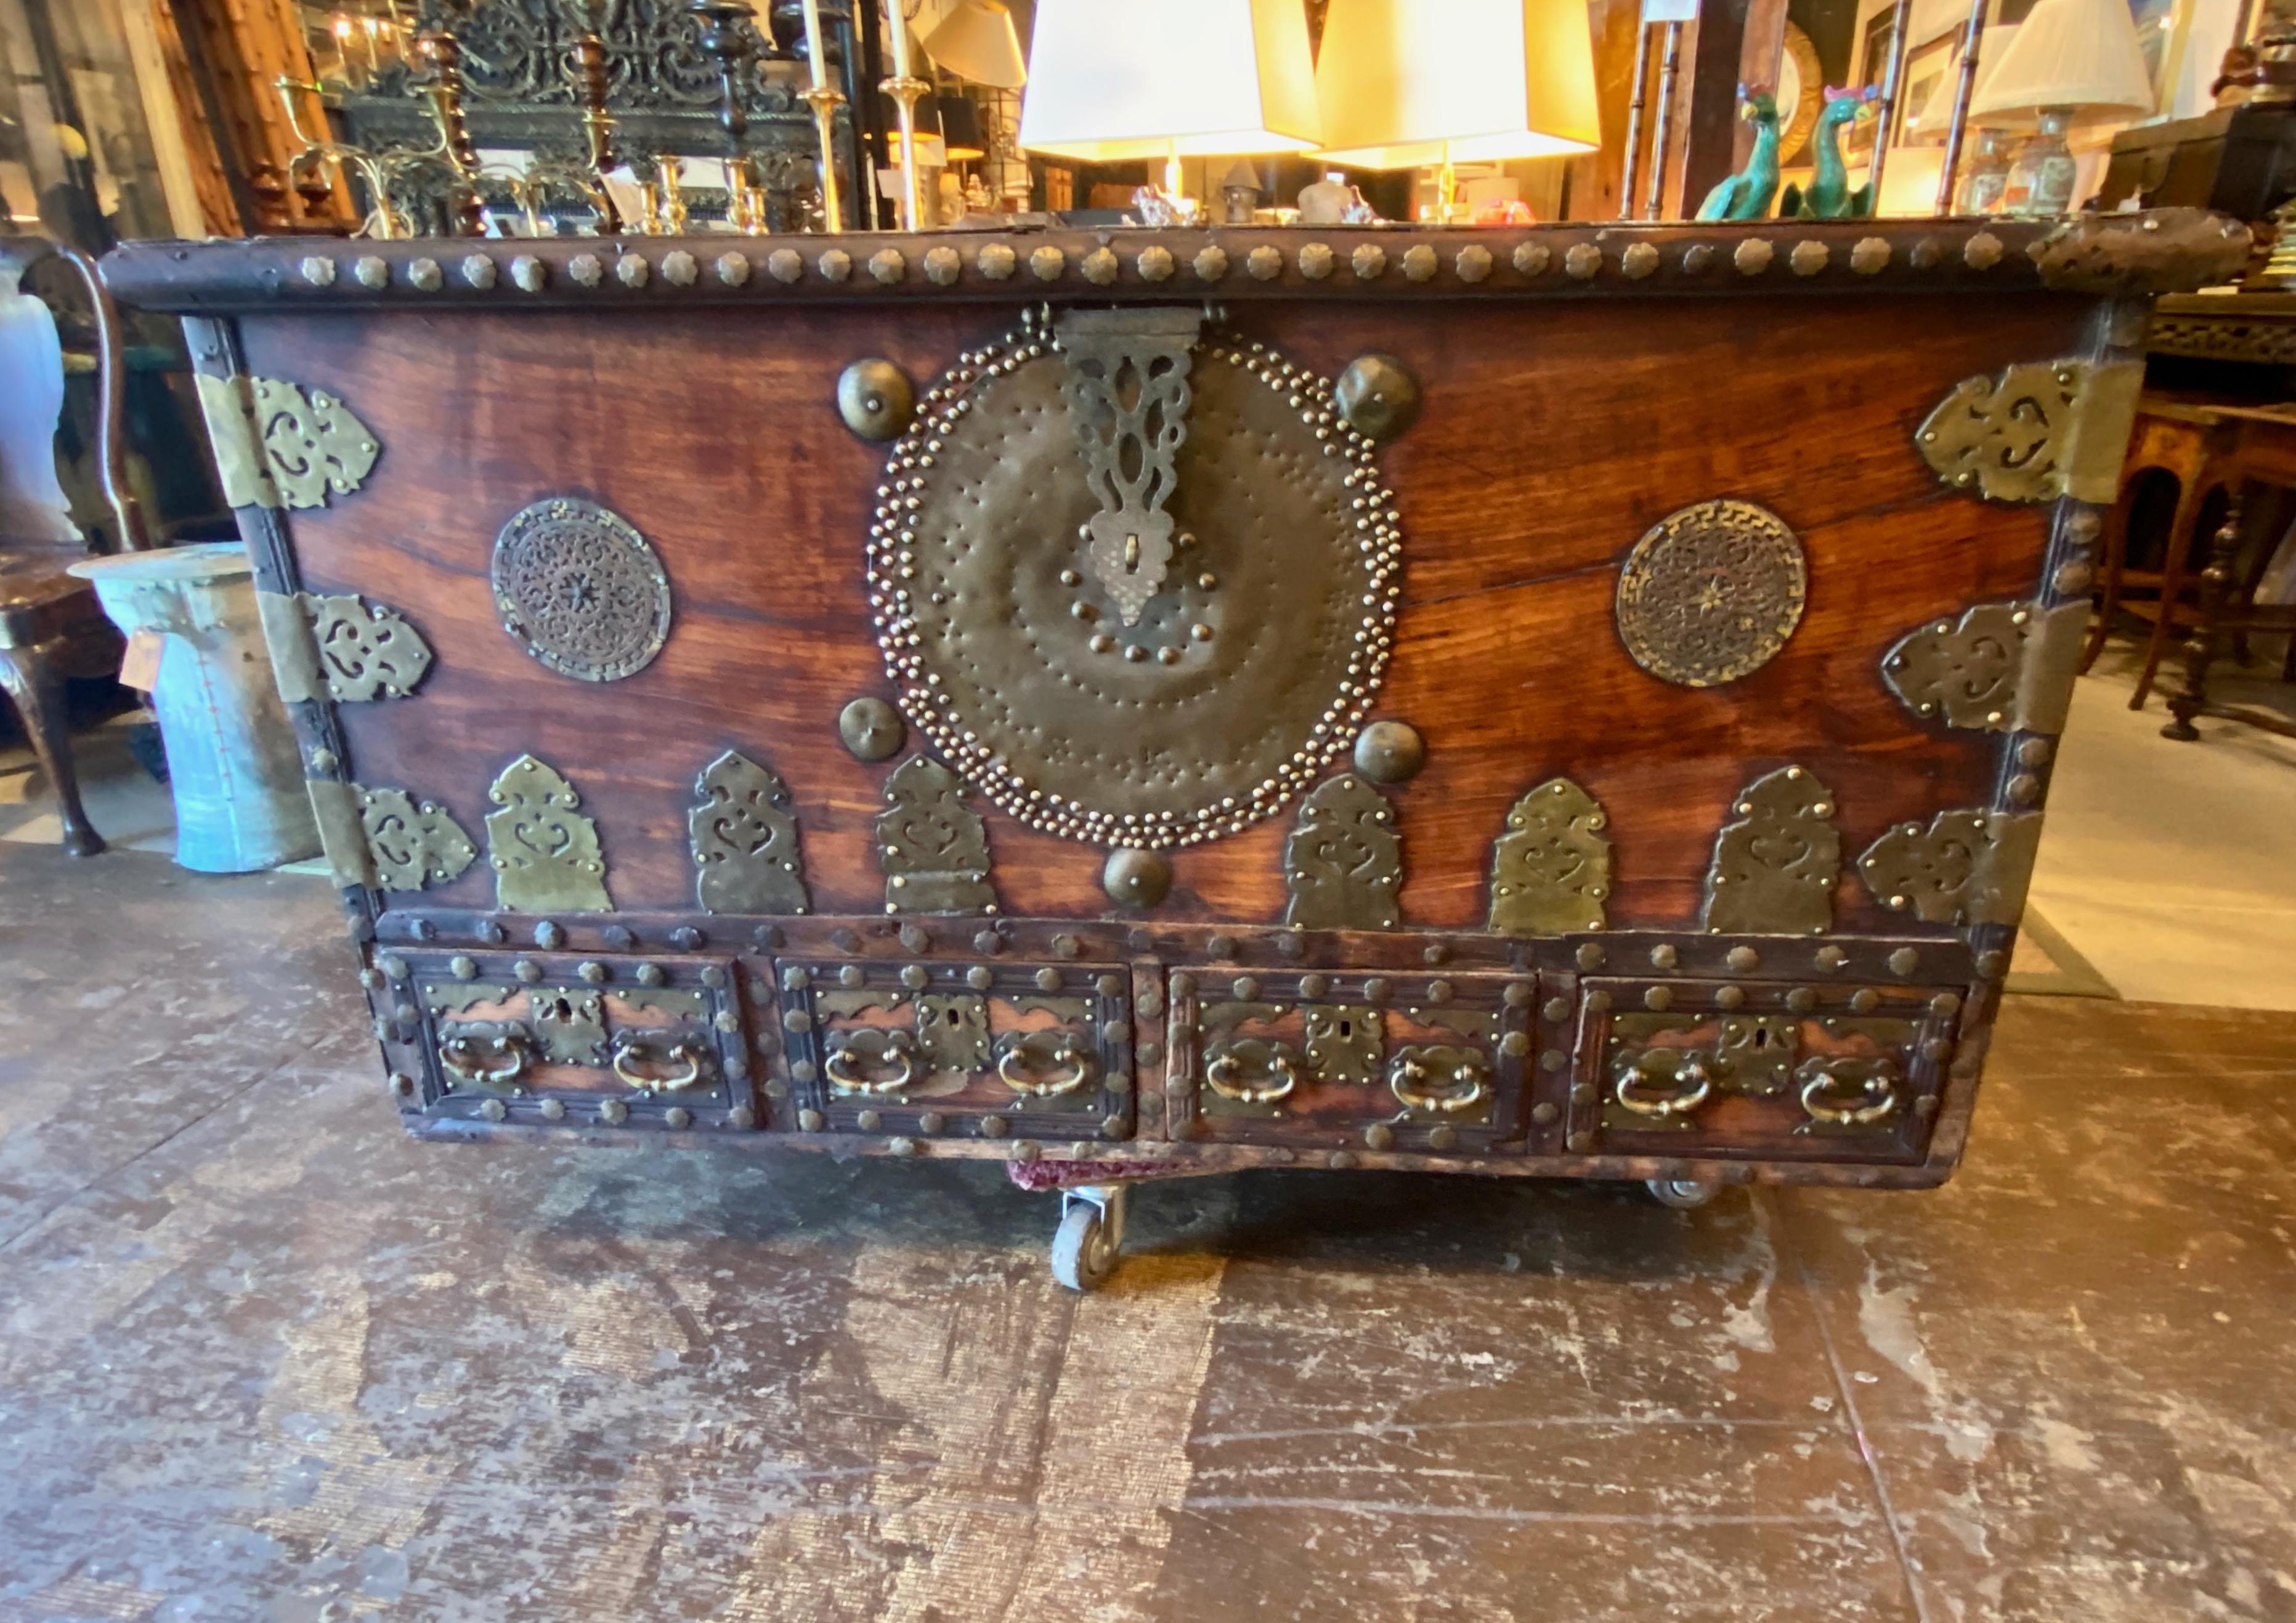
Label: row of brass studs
xmin=297 ymin=231 xmax=2015 ymax=297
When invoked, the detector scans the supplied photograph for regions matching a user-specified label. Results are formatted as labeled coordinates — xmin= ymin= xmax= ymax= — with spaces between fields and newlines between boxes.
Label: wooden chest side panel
xmin=241 ymin=291 xmax=2090 ymax=928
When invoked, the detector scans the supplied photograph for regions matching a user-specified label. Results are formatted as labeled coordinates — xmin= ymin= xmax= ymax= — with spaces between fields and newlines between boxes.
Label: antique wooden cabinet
xmin=102 ymin=211 xmax=2242 ymax=1287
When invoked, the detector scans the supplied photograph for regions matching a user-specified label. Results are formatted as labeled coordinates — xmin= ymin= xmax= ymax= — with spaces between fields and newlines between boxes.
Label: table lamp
xmin=1313 ymin=0 xmax=1600 ymax=222
xmin=1017 ymin=0 xmax=1320 ymax=212
xmin=1968 ymin=0 xmax=2153 ymax=216
xmin=1904 ymin=24 xmax=2018 ymax=214
xmin=923 ymin=0 xmax=1026 ymax=90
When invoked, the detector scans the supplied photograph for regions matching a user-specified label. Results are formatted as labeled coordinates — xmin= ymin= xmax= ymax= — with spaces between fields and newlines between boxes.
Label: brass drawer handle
xmin=440 ymin=1033 xmax=529 ymax=1091
xmin=1388 ymin=1047 xmax=1491 ymax=1114
xmin=1612 ymin=1050 xmax=1714 ymax=1119
xmin=1203 ymin=1040 xmax=1301 ymax=1104
xmin=824 ymin=1030 xmax=919 ymax=1095
xmin=1798 ymin=1062 xmax=1901 ymax=1126
xmin=995 ymin=1034 xmax=1095 ymax=1098
xmin=610 ymin=1032 xmax=710 ymax=1094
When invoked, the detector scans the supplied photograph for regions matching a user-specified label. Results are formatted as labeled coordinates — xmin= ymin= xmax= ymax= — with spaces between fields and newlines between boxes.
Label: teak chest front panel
xmin=105 ymin=214 xmax=2231 ymax=1194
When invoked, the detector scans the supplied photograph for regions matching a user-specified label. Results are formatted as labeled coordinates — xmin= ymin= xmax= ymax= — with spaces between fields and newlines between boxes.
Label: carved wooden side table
xmin=2161 ymin=402 xmax=2296 ymax=741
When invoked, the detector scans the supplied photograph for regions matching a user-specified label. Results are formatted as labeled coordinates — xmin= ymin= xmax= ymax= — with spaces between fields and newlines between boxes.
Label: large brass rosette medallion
xmin=870 ymin=309 xmax=1403 ymax=849
xmin=1615 ymin=499 xmax=1806 ymax=687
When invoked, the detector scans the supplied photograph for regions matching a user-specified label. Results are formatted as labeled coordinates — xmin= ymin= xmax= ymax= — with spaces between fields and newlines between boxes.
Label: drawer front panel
xmin=775 ymin=958 xmax=1134 ymax=1143
xmin=1568 ymin=977 xmax=1963 ymax=1162
xmin=381 ymin=947 xmax=757 ymax=1129
xmin=1167 ymin=968 xmax=1536 ymax=1154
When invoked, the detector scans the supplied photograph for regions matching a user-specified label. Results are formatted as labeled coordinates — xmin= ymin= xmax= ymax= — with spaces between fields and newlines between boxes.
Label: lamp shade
xmin=923 ymin=1 xmax=1026 ymax=91
xmin=1968 ymin=0 xmax=2154 ymax=123
xmin=936 ymin=92 xmax=986 ymax=161
xmin=1313 ymin=0 xmax=1601 ymax=167
xmin=1017 ymin=0 xmax=1320 ymax=161
xmin=1908 ymin=25 xmax=2020 ymax=134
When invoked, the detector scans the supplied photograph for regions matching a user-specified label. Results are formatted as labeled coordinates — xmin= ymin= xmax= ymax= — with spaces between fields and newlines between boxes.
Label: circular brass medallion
xmin=1615 ymin=499 xmax=1806 ymax=687
xmin=492 ymin=497 xmax=671 ymax=682
xmin=874 ymin=314 xmax=1401 ymax=849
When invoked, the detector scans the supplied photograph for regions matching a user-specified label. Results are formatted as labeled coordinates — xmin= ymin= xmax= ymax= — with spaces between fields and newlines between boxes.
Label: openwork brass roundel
xmin=1615 ymin=499 xmax=1806 ymax=687
xmin=870 ymin=309 xmax=1402 ymax=849
xmin=492 ymin=497 xmax=671 ymax=682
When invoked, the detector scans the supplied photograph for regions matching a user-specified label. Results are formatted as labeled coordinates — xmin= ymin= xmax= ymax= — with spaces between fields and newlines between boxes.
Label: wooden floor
xmin=2 ymin=843 xmax=2293 ymax=1622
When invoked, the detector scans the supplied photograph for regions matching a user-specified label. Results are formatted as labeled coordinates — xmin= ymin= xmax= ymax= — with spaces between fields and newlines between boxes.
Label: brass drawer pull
xmin=1388 ymin=1045 xmax=1491 ymax=1114
xmin=1612 ymin=1049 xmax=1714 ymax=1119
xmin=1203 ymin=1038 xmax=1301 ymax=1104
xmin=609 ymin=1032 xmax=710 ymax=1094
xmin=1798 ymin=1061 xmax=1902 ymax=1126
xmin=440 ymin=1032 xmax=529 ymax=1091
xmin=824 ymin=1029 xmax=919 ymax=1095
xmin=994 ymin=1032 xmax=1096 ymax=1098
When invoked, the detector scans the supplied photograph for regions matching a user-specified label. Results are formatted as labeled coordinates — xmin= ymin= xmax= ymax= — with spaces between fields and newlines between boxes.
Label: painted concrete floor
xmin=2 ymin=841 xmax=2294 ymax=1622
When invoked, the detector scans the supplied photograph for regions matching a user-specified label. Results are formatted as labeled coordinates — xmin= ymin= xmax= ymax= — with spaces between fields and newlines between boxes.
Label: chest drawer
xmin=1564 ymin=977 xmax=1967 ymax=1164
xmin=1165 ymin=968 xmax=1538 ymax=1156
xmin=773 ymin=958 xmax=1136 ymax=1145
xmin=376 ymin=947 xmax=758 ymax=1131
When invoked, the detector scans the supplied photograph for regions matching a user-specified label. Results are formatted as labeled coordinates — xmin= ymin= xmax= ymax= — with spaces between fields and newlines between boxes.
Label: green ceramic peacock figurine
xmin=1779 ymin=86 xmax=1879 ymax=220
xmin=1694 ymin=91 xmax=1782 ymax=223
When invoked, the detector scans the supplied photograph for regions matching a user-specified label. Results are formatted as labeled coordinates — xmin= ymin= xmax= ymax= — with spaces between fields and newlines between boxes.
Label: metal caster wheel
xmin=1646 ymin=1177 xmax=1720 ymax=1210
xmin=1050 ymin=1184 xmax=1126 ymax=1292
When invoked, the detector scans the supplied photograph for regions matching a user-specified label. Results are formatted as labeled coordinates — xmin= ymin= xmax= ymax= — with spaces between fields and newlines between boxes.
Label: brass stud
xmin=1140 ymin=1039 xmax=1163 ymax=1066
xmin=766 ymin=248 xmax=803 ymax=283
xmin=1851 ymin=988 xmax=1880 ymax=1013
xmin=1302 ymin=973 xmax=1331 ymax=998
xmin=1012 ymin=1139 xmax=1042 ymax=1162
xmin=1427 ymin=1125 xmax=1458 ymax=1151
xmin=1974 ymin=949 xmax=2008 ymax=979
xmin=1327 ymin=1150 xmax=1357 ymax=1169
xmin=1501 ymin=1032 xmax=1530 ymax=1058
xmin=665 ymin=1106 xmax=692 ymax=1129
xmin=534 ymin=921 xmax=565 ymax=949
xmin=1512 ymin=241 xmax=1551 ymax=276
xmin=1716 ymin=984 xmax=1745 ymax=1010
xmin=1402 ymin=244 xmax=1438 ymax=281
xmin=1530 ymin=1101 xmax=1559 ymax=1127
xmin=1540 ymin=1049 xmax=1567 ymax=1072
xmin=1790 ymin=240 xmax=1829 ymax=277
xmin=388 ymin=1072 xmax=416 ymax=1098
xmin=715 ymin=251 xmax=750 ymax=286
xmin=1851 ymin=237 xmax=1891 ymax=275
xmin=817 ymin=248 xmax=852 ymax=281
xmin=1455 ymin=244 xmax=1493 ymax=282
xmin=857 ymin=1108 xmax=882 ymax=1131
xmin=1424 ymin=944 xmax=1450 ymax=965
xmin=1888 ymin=947 xmax=1920 ymax=977
xmin=511 ymin=254 xmax=546 ymax=292
xmin=729 ymin=1105 xmax=756 ymax=1129
xmin=1104 ymin=846 xmax=1172 ymax=908
xmin=660 ymin=250 xmax=697 ymax=287
xmin=837 ymin=359 xmax=915 ymax=441
xmin=602 ymin=1099 xmax=633 ymax=1124
xmin=450 ymin=955 xmax=477 ymax=979
xmin=1504 ymin=982 xmax=1534 ymax=1008
xmin=1650 ymin=943 xmax=1678 ymax=970
xmin=1365 ymin=1123 xmax=1394 ymax=1151
xmin=1576 ymin=943 xmax=1605 ymax=971
xmin=540 ymin=1098 xmax=566 ymax=1120
xmin=479 ymin=1098 xmax=508 ymax=1122
xmin=1909 ymin=237 xmax=1941 ymax=270
xmin=1929 ymin=991 xmax=1962 ymax=1017
xmin=1429 ymin=978 xmax=1455 ymax=1003
xmin=899 ymin=964 xmax=927 ymax=989
xmin=1363 ymin=976 xmax=1392 ymax=1002
xmin=1247 ymin=245 xmax=1284 ymax=280
xmin=1566 ymin=1130 xmax=1593 ymax=1152
xmin=300 ymin=256 xmax=336 ymax=287
xmin=615 ymin=253 xmax=650 ymax=288
xmin=888 ymin=1135 xmax=919 ymax=1155
xmin=1726 ymin=945 xmax=1759 ymax=973
xmin=1542 ymin=996 xmax=1572 ymax=1022
xmin=798 ymin=1107 xmax=825 ymax=1131
xmin=1734 ymin=238 xmax=1774 ymax=275
xmin=980 ymin=1114 xmax=1010 ymax=1139
xmin=1335 ymin=355 xmax=1420 ymax=442
xmin=1035 ymin=967 xmax=1061 ymax=992
xmin=1231 ymin=975 xmax=1259 ymax=1000
xmin=378 ymin=954 xmax=410 ymax=980
xmin=899 ymin=923 xmax=930 ymax=952
xmin=967 ymin=965 xmax=992 ymax=990
xmin=514 ymin=958 xmax=542 ymax=983
xmin=919 ymin=1111 xmax=946 ymax=1134
xmin=1299 ymin=242 xmax=1335 ymax=279
xmin=1352 ymin=243 xmax=1387 ymax=279
xmin=354 ymin=254 xmax=388 ymax=289
xmin=1564 ymin=243 xmax=1601 ymax=279
xmin=975 ymin=929 xmax=1004 ymax=955
xmin=1681 ymin=243 xmax=1715 ymax=273
xmin=1620 ymin=242 xmax=1660 ymax=279
xmin=1138 ymin=245 xmax=1175 ymax=281
xmin=1964 ymin=232 xmax=2003 ymax=270
xmin=1081 ymin=246 xmax=1119 ymax=285
xmin=1193 ymin=245 xmax=1229 ymax=280
xmin=1352 ymin=718 xmax=1424 ymax=781
xmin=1028 ymin=245 xmax=1064 ymax=280
xmin=1644 ymin=986 xmax=1673 ymax=1012
xmin=1785 ymin=987 xmax=1817 ymax=1013
xmin=2055 ymin=560 xmax=2095 ymax=596
xmin=1052 ymin=933 xmax=1081 ymax=960
xmin=976 ymin=243 xmax=1016 ymax=280
xmin=1815 ymin=944 xmax=1849 ymax=970
xmin=2006 ymin=772 xmax=2040 ymax=804
xmin=578 ymin=960 xmax=607 ymax=984
xmin=407 ymin=257 xmax=442 ymax=292
xmin=922 ymin=245 xmax=962 ymax=285
xmin=1205 ymin=936 xmax=1236 ymax=960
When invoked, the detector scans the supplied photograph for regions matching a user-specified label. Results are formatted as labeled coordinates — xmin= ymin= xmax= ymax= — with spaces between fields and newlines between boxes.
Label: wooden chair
xmin=0 ymin=237 xmax=150 ymax=856
xmin=2081 ymin=398 xmax=2233 ymax=710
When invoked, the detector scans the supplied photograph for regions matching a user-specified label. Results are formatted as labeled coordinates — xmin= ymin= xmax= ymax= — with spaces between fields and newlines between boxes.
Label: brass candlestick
xmin=800 ymin=84 xmax=846 ymax=230
xmin=880 ymin=71 xmax=929 ymax=230
xmin=413 ymin=3 xmax=484 ymax=233
xmin=689 ymin=0 xmax=768 ymax=233
xmin=566 ymin=0 xmax=623 ymax=230
xmin=274 ymin=76 xmax=407 ymax=238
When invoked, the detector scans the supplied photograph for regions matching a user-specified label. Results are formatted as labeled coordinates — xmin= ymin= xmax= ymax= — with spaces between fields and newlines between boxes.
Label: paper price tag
xmin=117 ymin=629 xmax=166 ymax=691
xmin=1642 ymin=0 xmax=1698 ymax=20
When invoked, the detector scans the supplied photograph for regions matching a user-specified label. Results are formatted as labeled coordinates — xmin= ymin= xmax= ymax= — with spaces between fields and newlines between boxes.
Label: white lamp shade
xmin=1908 ymin=25 xmax=2020 ymax=133
xmin=922 ymin=1 xmax=1026 ymax=91
xmin=1017 ymin=0 xmax=1320 ymax=161
xmin=1968 ymin=0 xmax=2155 ymax=123
xmin=1313 ymin=0 xmax=1601 ymax=166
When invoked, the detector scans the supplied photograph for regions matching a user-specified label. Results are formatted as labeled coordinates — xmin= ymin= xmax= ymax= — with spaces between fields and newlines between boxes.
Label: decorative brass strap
xmin=1055 ymin=307 xmax=1203 ymax=625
